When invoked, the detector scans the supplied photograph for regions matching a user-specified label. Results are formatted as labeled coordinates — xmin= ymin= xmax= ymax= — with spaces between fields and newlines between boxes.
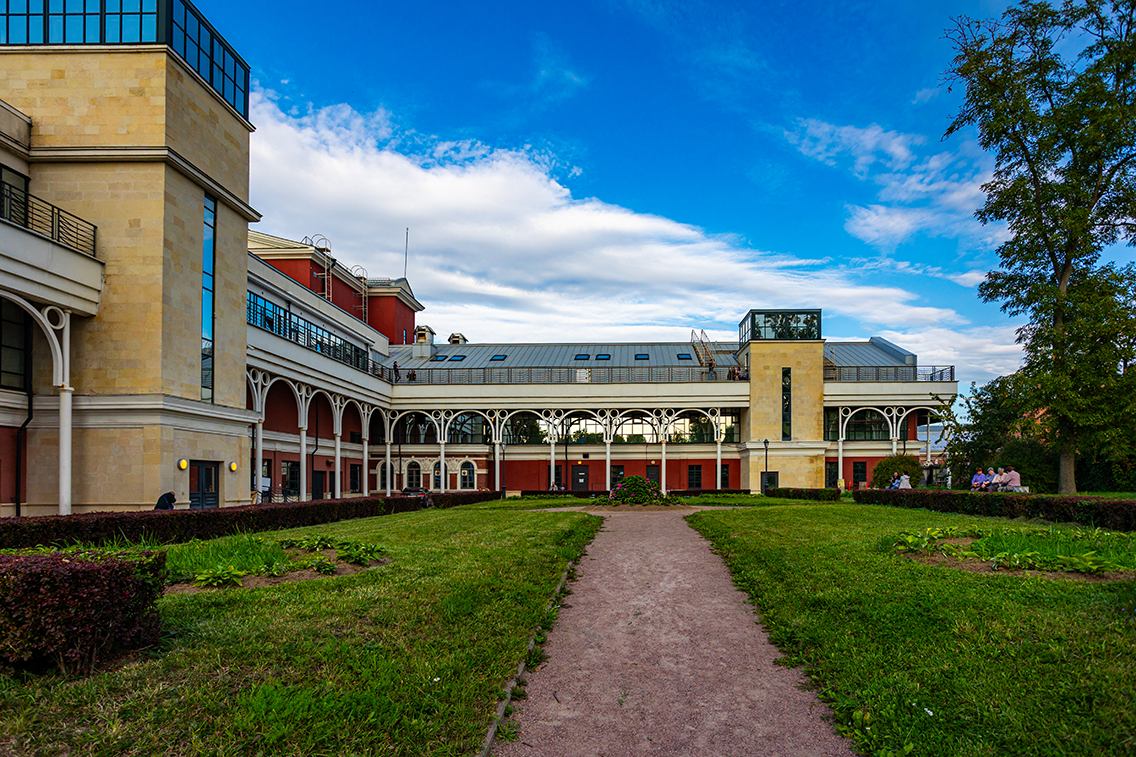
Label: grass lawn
xmin=688 ymin=503 xmax=1136 ymax=757
xmin=0 ymin=507 xmax=601 ymax=756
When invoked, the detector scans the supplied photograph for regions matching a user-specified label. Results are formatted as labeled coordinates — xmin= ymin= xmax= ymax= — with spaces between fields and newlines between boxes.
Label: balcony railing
xmin=1 ymin=180 xmax=97 ymax=257
xmin=392 ymin=366 xmax=747 ymax=385
xmin=824 ymin=365 xmax=955 ymax=382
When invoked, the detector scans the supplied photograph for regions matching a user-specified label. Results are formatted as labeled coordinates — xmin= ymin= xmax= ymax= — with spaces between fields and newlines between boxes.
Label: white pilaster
xmin=333 ymin=432 xmax=342 ymax=498
xmin=299 ymin=426 xmax=308 ymax=501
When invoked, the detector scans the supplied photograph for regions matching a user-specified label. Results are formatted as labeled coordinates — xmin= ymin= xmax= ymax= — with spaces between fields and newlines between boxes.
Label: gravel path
xmin=494 ymin=510 xmax=855 ymax=757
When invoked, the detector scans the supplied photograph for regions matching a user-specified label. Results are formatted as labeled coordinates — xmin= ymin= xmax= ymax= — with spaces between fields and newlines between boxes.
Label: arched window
xmin=379 ymin=462 xmax=393 ymax=489
xmin=845 ymin=410 xmax=890 ymax=441
xmin=406 ymin=461 xmax=421 ymax=489
xmin=460 ymin=462 xmax=475 ymax=489
xmin=433 ymin=462 xmax=442 ymax=489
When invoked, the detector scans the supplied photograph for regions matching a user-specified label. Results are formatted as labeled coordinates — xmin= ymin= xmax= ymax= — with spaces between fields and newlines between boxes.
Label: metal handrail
xmin=392 ymin=366 xmax=748 ymax=385
xmin=823 ymin=366 xmax=955 ymax=382
xmin=1 ymin=180 xmax=97 ymax=257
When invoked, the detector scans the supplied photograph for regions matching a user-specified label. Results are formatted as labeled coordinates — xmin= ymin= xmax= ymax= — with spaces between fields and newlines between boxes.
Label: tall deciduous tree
xmin=946 ymin=0 xmax=1136 ymax=494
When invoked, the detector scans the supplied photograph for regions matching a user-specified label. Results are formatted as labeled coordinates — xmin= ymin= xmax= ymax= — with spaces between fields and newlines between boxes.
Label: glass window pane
xmin=64 ymin=14 xmax=81 ymax=41
xmin=123 ymin=0 xmax=138 ymax=11
xmin=143 ymin=0 xmax=155 ymax=11
xmin=49 ymin=0 xmax=62 ymax=11
xmin=10 ymin=17 xmax=27 ymax=43
xmin=107 ymin=0 xmax=120 ymax=10
xmin=85 ymin=0 xmax=96 ymax=11
xmin=141 ymin=13 xmax=154 ymax=40
xmin=47 ymin=14 xmax=60 ymax=41
xmin=64 ymin=0 xmax=79 ymax=10
xmin=105 ymin=15 xmax=119 ymax=42
xmin=84 ymin=13 xmax=97 ymax=41
xmin=13 ymin=0 xmax=29 ymax=13
xmin=122 ymin=13 xmax=138 ymax=41
xmin=201 ymin=291 xmax=213 ymax=339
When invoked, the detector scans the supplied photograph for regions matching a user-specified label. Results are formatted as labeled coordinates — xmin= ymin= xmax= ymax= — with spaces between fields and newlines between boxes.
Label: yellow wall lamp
xmin=177 ymin=458 xmax=188 ymax=471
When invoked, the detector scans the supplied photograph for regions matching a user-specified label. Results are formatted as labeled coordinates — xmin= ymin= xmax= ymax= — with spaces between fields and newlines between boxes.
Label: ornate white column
xmin=661 ymin=438 xmax=667 ymax=495
xmin=385 ymin=440 xmax=392 ymax=496
xmin=605 ymin=440 xmax=612 ymax=491
xmin=298 ymin=426 xmax=308 ymax=501
xmin=549 ymin=439 xmax=557 ymax=489
xmin=54 ymin=309 xmax=72 ymax=515
xmin=494 ymin=441 xmax=502 ymax=492
xmin=716 ymin=439 xmax=723 ymax=490
xmin=361 ymin=434 xmax=369 ymax=496
xmin=439 ymin=442 xmax=447 ymax=493
xmin=333 ymin=432 xmax=342 ymax=498
xmin=255 ymin=420 xmax=264 ymax=502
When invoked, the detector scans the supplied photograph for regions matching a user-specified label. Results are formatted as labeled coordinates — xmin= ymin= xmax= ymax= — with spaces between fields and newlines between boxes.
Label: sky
xmin=196 ymin=0 xmax=1078 ymax=386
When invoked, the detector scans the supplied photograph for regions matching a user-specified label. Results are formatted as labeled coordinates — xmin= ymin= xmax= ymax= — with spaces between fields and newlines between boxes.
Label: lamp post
xmin=763 ymin=438 xmax=769 ymax=493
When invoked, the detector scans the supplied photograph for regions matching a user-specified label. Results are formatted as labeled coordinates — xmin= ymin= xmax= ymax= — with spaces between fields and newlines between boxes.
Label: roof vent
xmin=448 ymin=333 xmax=468 ymax=345
xmin=412 ymin=325 xmax=436 ymax=359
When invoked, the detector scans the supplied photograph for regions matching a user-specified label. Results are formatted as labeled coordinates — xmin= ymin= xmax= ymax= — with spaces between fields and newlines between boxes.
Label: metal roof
xmin=384 ymin=343 xmax=741 ymax=370
xmin=824 ymin=342 xmax=911 ymax=367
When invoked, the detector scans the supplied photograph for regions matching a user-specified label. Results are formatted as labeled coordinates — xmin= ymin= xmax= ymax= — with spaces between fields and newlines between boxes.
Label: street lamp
xmin=763 ymin=438 xmax=769 ymax=493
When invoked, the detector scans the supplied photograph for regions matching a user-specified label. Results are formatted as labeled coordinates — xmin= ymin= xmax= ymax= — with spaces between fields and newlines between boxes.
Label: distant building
xmin=0 ymin=3 xmax=956 ymax=515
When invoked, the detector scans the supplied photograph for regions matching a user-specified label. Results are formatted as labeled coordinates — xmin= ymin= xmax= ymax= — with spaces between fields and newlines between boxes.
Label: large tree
xmin=945 ymin=0 xmax=1136 ymax=493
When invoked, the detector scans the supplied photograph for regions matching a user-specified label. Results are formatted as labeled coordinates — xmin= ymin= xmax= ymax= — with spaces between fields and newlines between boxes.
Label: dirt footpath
xmin=495 ymin=510 xmax=855 ymax=757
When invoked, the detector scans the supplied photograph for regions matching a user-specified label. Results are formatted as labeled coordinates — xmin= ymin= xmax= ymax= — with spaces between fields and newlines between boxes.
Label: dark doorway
xmin=572 ymin=465 xmax=589 ymax=491
xmin=760 ymin=471 xmax=779 ymax=494
xmin=189 ymin=461 xmax=219 ymax=509
xmin=853 ymin=461 xmax=867 ymax=488
xmin=825 ymin=461 xmax=838 ymax=488
xmin=312 ymin=471 xmax=325 ymax=499
xmin=646 ymin=464 xmax=660 ymax=485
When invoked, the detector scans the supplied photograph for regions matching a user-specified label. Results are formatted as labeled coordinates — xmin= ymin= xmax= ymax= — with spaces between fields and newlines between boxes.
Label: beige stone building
xmin=0 ymin=4 xmax=957 ymax=516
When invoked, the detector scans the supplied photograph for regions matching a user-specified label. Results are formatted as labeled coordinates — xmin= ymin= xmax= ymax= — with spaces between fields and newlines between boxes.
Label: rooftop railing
xmin=391 ymin=366 xmax=749 ymax=385
xmin=1 ymin=180 xmax=97 ymax=257
xmin=824 ymin=365 xmax=955 ymax=382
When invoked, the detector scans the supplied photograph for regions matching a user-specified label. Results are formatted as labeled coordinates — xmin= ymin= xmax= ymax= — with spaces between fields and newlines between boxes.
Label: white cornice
xmin=740 ymin=440 xmax=831 ymax=456
xmin=27 ymin=145 xmax=260 ymax=222
xmin=28 ymin=393 xmax=257 ymax=435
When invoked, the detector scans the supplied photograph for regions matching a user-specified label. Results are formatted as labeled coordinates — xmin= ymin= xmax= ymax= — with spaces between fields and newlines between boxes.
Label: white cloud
xmin=785 ymin=119 xmax=925 ymax=177
xmin=912 ymin=87 xmax=939 ymax=104
xmin=873 ymin=326 xmax=1024 ymax=385
xmin=247 ymin=92 xmax=1018 ymax=379
xmin=947 ymin=270 xmax=988 ymax=287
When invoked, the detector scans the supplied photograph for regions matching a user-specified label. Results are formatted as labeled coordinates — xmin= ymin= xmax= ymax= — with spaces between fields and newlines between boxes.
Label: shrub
xmin=851 ymin=489 xmax=1136 ymax=531
xmin=0 ymin=491 xmax=501 ymax=550
xmin=766 ymin=487 xmax=841 ymax=502
xmin=870 ymin=454 xmax=923 ymax=488
xmin=0 ymin=549 xmax=165 ymax=675
xmin=608 ymin=476 xmax=663 ymax=505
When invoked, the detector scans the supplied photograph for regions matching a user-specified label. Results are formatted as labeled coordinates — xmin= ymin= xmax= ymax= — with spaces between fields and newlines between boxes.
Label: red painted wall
xmin=827 ymin=456 xmax=888 ymax=488
xmin=368 ymin=296 xmax=416 ymax=345
xmin=0 ymin=426 xmax=24 ymax=504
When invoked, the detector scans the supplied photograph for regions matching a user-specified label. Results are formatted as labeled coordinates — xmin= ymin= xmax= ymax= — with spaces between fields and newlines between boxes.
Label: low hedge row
xmin=851 ymin=488 xmax=1136 ymax=531
xmin=517 ymin=488 xmax=752 ymax=499
xmin=766 ymin=487 xmax=842 ymax=502
xmin=0 ymin=549 xmax=165 ymax=675
xmin=0 ymin=491 xmax=501 ymax=550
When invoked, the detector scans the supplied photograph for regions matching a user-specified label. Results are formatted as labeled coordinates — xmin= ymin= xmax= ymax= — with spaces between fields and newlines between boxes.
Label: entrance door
xmin=825 ymin=461 xmax=838 ymax=488
xmin=312 ymin=471 xmax=326 ymax=499
xmin=572 ymin=465 xmax=589 ymax=491
xmin=646 ymin=464 xmax=660 ymax=485
xmin=189 ymin=461 xmax=219 ymax=509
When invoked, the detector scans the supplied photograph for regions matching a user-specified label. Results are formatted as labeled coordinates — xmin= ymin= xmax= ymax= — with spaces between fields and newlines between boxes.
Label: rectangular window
xmin=596 ymin=354 xmax=611 ymax=360
xmin=574 ymin=354 xmax=590 ymax=360
xmin=553 ymin=464 xmax=562 ymax=488
xmin=825 ymin=461 xmax=838 ymax=488
xmin=201 ymin=195 xmax=216 ymax=402
xmin=720 ymin=463 xmax=730 ymax=488
xmin=781 ymin=367 xmax=791 ymax=441
xmin=688 ymin=464 xmax=702 ymax=490
xmin=448 ymin=355 xmax=465 ymax=361
xmin=824 ymin=408 xmax=838 ymax=441
xmin=853 ymin=461 xmax=867 ymax=485
xmin=350 ymin=464 xmax=361 ymax=493
xmin=677 ymin=353 xmax=692 ymax=360
xmin=490 ymin=354 xmax=507 ymax=361
xmin=281 ymin=460 xmax=300 ymax=495
xmin=635 ymin=354 xmax=649 ymax=360
xmin=1 ymin=299 xmax=28 ymax=391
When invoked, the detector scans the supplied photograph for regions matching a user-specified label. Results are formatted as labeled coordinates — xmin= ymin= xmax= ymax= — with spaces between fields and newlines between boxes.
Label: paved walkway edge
xmin=478 ymin=564 xmax=573 ymax=757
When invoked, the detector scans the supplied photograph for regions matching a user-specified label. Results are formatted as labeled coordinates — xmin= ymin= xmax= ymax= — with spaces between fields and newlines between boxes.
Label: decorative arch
xmin=838 ymin=406 xmax=894 ymax=440
xmin=0 ymin=292 xmax=65 ymax=386
xmin=444 ymin=410 xmax=495 ymax=444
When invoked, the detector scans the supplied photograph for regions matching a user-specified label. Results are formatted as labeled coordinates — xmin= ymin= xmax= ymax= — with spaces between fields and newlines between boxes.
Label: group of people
xmin=390 ymin=362 xmax=418 ymax=383
xmin=970 ymin=466 xmax=1024 ymax=492
xmin=885 ymin=472 xmax=912 ymax=489
xmin=726 ymin=366 xmax=749 ymax=380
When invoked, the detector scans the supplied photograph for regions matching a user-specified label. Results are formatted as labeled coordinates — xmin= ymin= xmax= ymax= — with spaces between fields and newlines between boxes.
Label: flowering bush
xmin=608 ymin=476 xmax=663 ymax=505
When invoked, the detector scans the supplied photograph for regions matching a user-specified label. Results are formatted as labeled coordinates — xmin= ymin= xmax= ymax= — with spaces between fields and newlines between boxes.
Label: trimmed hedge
xmin=766 ymin=487 xmax=842 ymax=502
xmin=0 ymin=491 xmax=501 ymax=550
xmin=668 ymin=489 xmax=752 ymax=497
xmin=851 ymin=488 xmax=1136 ymax=532
xmin=0 ymin=549 xmax=165 ymax=674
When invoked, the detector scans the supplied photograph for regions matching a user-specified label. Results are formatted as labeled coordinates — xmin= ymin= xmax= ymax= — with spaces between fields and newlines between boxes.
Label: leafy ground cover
xmin=0 ymin=507 xmax=601 ymax=756
xmin=466 ymin=493 xmax=806 ymax=510
xmin=688 ymin=503 xmax=1136 ymax=757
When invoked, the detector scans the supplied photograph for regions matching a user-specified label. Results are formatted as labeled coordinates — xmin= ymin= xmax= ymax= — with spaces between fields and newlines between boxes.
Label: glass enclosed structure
xmin=738 ymin=309 xmax=822 ymax=342
xmin=0 ymin=0 xmax=249 ymax=118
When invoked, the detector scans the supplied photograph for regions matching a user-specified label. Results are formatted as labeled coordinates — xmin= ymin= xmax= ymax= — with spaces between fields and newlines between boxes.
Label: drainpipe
xmin=14 ymin=388 xmax=31 ymax=517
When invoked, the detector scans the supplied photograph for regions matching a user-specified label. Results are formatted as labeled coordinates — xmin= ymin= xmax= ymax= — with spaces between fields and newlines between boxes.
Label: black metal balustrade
xmin=823 ymin=365 xmax=955 ymax=382
xmin=0 ymin=180 xmax=97 ymax=257
xmin=393 ymin=367 xmax=744 ymax=385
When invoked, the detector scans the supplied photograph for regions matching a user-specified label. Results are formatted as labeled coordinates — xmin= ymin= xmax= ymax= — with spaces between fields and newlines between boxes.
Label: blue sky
xmin=199 ymin=0 xmax=1060 ymax=383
